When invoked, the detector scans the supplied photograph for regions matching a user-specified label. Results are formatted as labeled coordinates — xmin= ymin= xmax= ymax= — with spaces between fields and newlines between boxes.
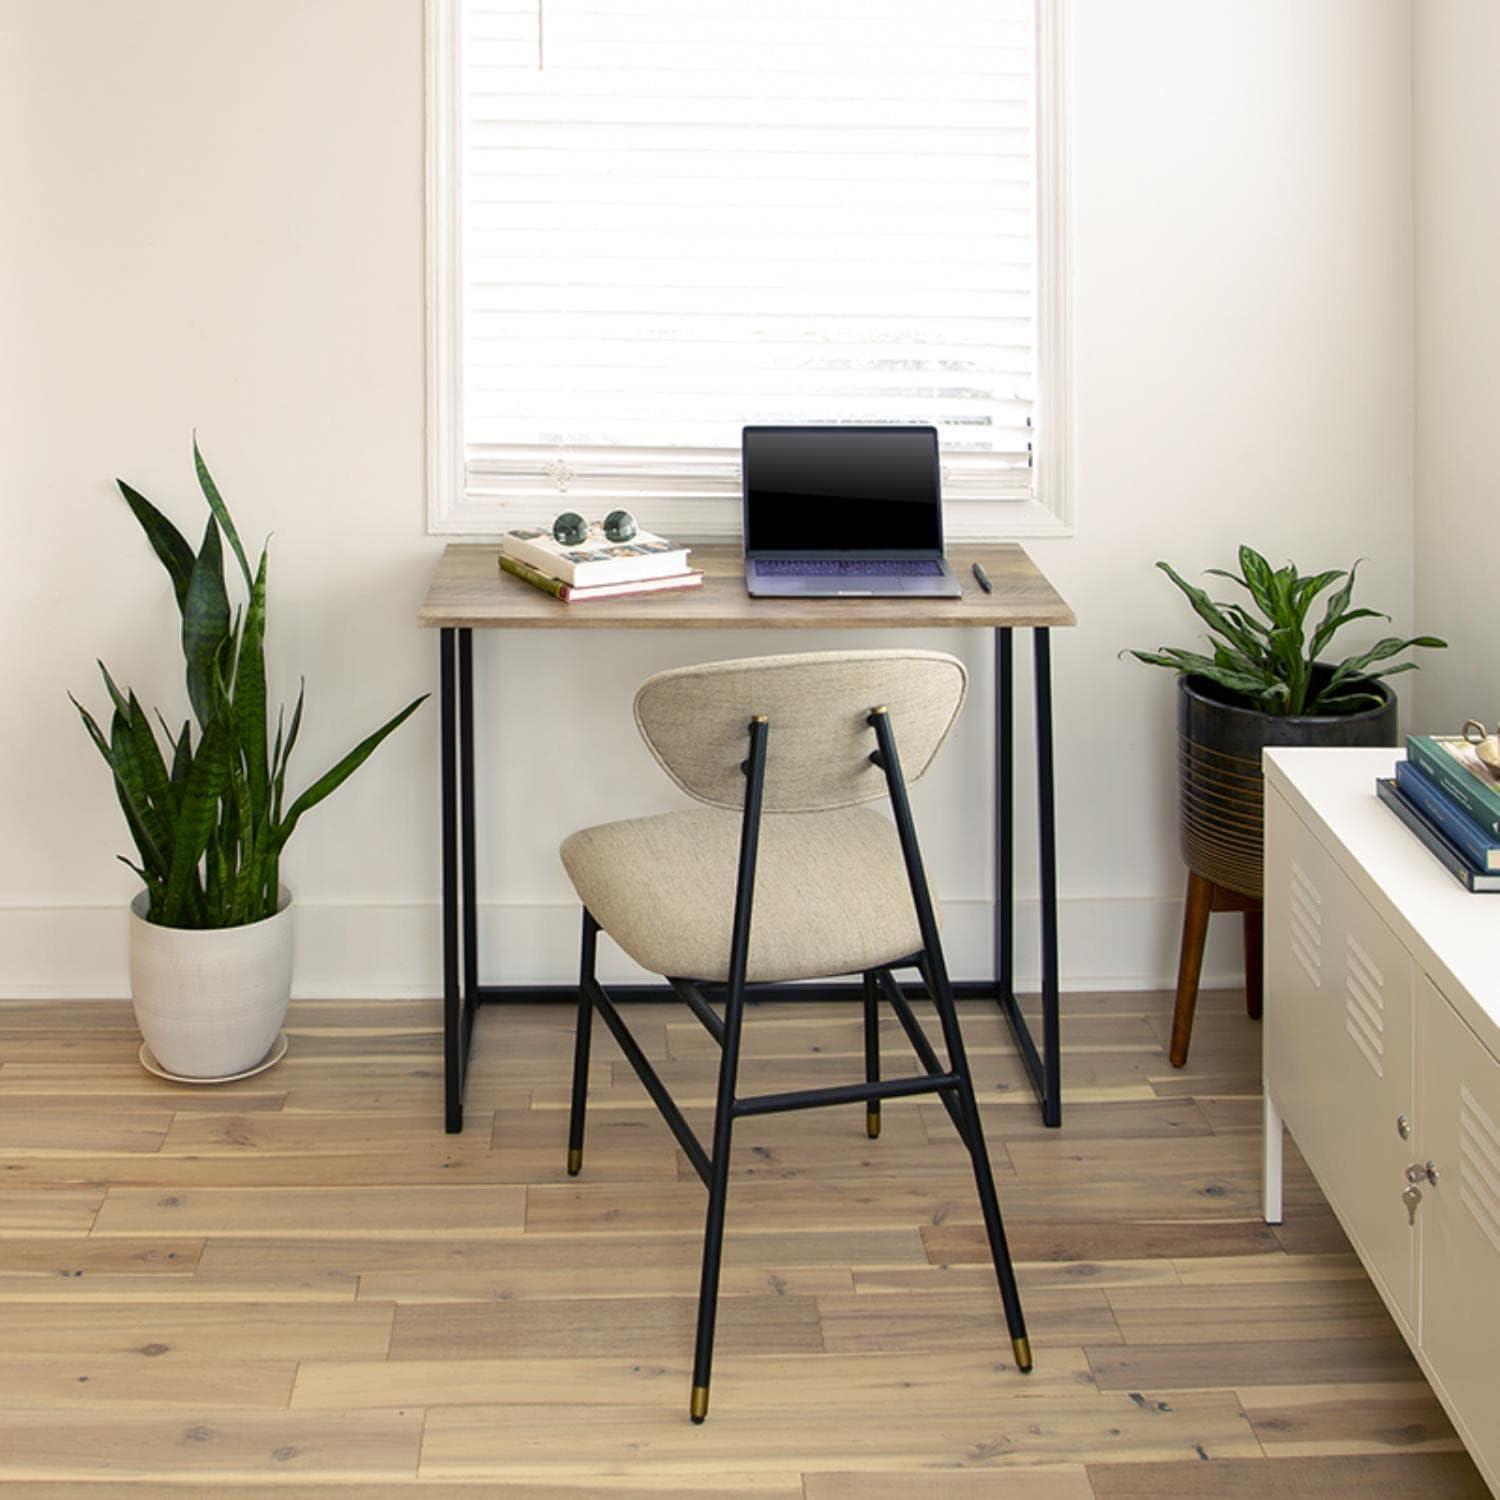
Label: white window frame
xmin=425 ymin=0 xmax=1072 ymax=541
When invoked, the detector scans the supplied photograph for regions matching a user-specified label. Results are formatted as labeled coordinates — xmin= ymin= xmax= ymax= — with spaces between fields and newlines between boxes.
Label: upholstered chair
xmin=559 ymin=648 xmax=1030 ymax=1421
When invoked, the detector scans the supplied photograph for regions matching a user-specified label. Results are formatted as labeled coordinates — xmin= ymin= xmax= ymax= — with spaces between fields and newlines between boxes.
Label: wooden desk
xmin=419 ymin=543 xmax=1076 ymax=1133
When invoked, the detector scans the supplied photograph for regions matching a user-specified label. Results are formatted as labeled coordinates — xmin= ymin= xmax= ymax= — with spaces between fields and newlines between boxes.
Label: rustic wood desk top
xmin=418 ymin=543 xmax=1075 ymax=630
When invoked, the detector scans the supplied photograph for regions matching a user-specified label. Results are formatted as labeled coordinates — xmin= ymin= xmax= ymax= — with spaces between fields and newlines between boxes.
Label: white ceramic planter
xmin=128 ymin=888 xmax=293 ymax=1079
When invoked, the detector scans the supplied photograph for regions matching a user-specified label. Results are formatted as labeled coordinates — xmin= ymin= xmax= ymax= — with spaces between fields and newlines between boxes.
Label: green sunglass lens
xmin=603 ymin=510 xmax=638 ymax=543
xmin=552 ymin=512 xmax=587 ymax=545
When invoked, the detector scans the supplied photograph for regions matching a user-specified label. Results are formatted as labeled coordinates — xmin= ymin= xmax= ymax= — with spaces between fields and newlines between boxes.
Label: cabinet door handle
xmin=1405 ymin=1160 xmax=1439 ymax=1187
xmin=1396 ymin=1114 xmax=1411 ymax=1140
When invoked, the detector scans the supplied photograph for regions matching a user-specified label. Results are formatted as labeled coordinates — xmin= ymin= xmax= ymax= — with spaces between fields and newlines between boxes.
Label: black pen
xmin=971 ymin=562 xmax=993 ymax=594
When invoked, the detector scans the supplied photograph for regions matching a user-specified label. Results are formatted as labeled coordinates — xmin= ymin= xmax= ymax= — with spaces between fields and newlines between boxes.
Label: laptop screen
xmin=742 ymin=426 xmax=942 ymax=554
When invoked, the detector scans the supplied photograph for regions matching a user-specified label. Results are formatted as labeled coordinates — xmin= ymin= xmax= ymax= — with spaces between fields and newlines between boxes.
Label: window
xmin=427 ymin=0 xmax=1070 ymax=538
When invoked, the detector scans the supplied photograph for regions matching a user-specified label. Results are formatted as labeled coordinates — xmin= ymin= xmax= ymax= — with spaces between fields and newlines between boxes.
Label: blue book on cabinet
xmin=1395 ymin=758 xmax=1500 ymax=872
xmin=1376 ymin=779 xmax=1500 ymax=892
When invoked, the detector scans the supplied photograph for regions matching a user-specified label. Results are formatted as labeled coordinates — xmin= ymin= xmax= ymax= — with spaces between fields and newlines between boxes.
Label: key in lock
xmin=1402 ymin=1184 xmax=1422 ymax=1225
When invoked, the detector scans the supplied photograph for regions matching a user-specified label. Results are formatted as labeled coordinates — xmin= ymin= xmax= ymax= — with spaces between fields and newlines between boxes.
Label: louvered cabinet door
xmin=1417 ymin=977 xmax=1500 ymax=1471
xmin=1265 ymin=787 xmax=1342 ymax=1172
xmin=1265 ymin=783 xmax=1416 ymax=1330
xmin=1317 ymin=876 xmax=1416 ymax=1333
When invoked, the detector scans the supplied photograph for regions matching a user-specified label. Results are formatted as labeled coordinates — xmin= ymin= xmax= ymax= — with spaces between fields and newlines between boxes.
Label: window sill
xmin=431 ymin=493 xmax=1071 ymax=545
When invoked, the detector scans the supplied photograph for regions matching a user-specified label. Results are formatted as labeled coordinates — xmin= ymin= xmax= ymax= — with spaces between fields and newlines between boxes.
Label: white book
xmin=500 ymin=526 xmax=689 ymax=587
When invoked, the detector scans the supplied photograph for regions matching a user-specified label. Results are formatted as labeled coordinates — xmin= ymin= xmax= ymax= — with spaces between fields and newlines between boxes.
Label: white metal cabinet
xmin=1262 ymin=747 xmax=1500 ymax=1495
xmin=1319 ymin=867 xmax=1416 ymax=1332
xmin=1263 ymin=794 xmax=1335 ymax=1177
xmin=1418 ymin=979 xmax=1500 ymax=1463
xmin=1265 ymin=785 xmax=1416 ymax=1329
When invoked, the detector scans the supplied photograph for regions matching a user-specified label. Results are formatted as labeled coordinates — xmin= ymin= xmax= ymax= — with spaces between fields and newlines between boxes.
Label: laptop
xmin=742 ymin=425 xmax=963 ymax=597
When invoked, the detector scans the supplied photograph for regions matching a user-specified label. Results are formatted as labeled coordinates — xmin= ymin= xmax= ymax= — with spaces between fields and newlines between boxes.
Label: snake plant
xmin=1130 ymin=544 xmax=1446 ymax=716
xmin=72 ymin=440 xmax=426 ymax=928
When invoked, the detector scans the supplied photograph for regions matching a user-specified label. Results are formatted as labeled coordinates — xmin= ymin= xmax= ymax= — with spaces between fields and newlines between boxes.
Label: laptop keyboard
xmin=758 ymin=559 xmax=945 ymax=578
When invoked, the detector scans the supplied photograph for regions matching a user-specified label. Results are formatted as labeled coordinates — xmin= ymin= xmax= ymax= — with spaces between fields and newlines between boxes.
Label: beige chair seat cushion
xmin=560 ymin=806 xmax=929 ymax=984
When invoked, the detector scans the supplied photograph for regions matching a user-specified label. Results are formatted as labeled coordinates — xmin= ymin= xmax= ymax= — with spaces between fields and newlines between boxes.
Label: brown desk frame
xmin=419 ymin=543 xmax=1077 ymax=1133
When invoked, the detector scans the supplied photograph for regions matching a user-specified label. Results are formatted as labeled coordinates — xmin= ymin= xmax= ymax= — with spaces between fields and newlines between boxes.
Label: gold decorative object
xmin=1463 ymin=719 xmax=1500 ymax=779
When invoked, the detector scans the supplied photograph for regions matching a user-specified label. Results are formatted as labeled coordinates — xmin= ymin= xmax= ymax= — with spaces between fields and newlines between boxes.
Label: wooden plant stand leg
xmin=1169 ymin=874 xmax=1264 ymax=1068
xmin=1169 ymin=872 xmax=1216 ymax=1068
xmin=1243 ymin=904 xmax=1263 ymax=1021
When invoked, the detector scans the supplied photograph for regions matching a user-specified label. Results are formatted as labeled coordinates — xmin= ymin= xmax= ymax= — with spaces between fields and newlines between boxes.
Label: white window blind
xmin=457 ymin=0 xmax=1040 ymax=510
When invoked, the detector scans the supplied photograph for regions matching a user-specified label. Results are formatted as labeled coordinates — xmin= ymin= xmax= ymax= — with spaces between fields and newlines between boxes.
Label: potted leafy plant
xmin=1130 ymin=545 xmax=1445 ymax=1066
xmin=72 ymin=441 xmax=425 ymax=1079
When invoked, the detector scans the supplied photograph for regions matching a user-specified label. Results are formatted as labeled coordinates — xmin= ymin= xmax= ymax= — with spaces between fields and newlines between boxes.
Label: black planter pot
xmin=1177 ymin=669 xmax=1399 ymax=898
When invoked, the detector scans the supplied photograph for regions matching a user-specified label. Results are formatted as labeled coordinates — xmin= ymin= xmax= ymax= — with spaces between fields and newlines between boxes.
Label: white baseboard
xmin=0 ymin=895 xmax=1247 ymax=1000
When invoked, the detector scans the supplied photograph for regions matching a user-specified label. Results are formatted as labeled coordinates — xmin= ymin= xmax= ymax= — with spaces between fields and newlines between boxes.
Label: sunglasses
xmin=552 ymin=510 xmax=638 ymax=546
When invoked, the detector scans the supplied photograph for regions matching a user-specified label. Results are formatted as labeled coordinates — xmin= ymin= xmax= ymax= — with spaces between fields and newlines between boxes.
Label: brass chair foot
xmin=690 ymin=1384 xmax=710 ymax=1423
xmin=866 ymin=1108 xmax=881 ymax=1140
xmin=1012 ymin=1335 xmax=1033 ymax=1373
xmin=567 ymin=1148 xmax=582 ymax=1176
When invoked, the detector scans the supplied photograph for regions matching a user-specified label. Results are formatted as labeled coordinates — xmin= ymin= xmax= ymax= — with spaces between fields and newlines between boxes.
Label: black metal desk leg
xmin=994 ymin=627 xmax=1014 ymax=1006
xmin=992 ymin=625 xmax=1062 ymax=1127
xmin=441 ymin=629 xmax=464 ymax=1133
xmin=459 ymin=629 xmax=479 ymax=1028
xmin=1035 ymin=627 xmax=1061 ymax=1127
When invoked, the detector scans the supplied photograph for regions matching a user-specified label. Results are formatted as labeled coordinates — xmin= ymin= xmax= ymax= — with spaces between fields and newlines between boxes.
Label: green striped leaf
xmin=1292 ymin=568 xmax=1345 ymax=620
xmin=1315 ymin=636 xmax=1448 ymax=708
xmin=275 ymin=695 xmax=427 ymax=848
xmin=1238 ymin=545 xmax=1276 ymax=608
xmin=117 ymin=855 xmax=166 ymax=914
xmin=270 ymin=703 xmax=285 ymax=786
xmin=168 ymin=719 xmax=193 ymax=786
xmin=1220 ymin=603 xmax=1270 ymax=641
xmin=234 ymin=547 xmax=270 ymax=825
xmin=96 ymin=661 xmax=131 ymax=721
xmin=193 ymin=437 xmax=254 ymax=592
xmin=116 ymin=479 xmax=196 ymax=613
xmin=159 ymin=715 xmax=232 ymax=926
xmin=204 ymin=818 xmax=227 ymax=926
xmin=182 ymin=518 xmax=229 ymax=728
xmin=109 ymin=705 xmax=171 ymax=879
xmin=282 ymin=681 xmax=305 ymax=768
xmin=1127 ymin=648 xmax=1287 ymax=706
xmin=1154 ymin=562 xmax=1264 ymax=662
xmin=228 ymin=761 xmax=257 ymax=924
xmin=124 ymin=689 xmax=177 ymax=823
xmin=273 ymin=681 xmax=305 ymax=823
xmin=70 ymin=694 xmax=114 ymax=770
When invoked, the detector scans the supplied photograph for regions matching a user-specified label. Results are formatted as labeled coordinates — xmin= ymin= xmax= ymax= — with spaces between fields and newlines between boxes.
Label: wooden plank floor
xmin=0 ymin=990 xmax=1488 ymax=1497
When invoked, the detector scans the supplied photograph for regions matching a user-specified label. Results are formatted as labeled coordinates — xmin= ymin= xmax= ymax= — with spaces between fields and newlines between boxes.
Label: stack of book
xmin=498 ymin=526 xmax=703 ymax=604
xmin=1376 ymin=734 xmax=1500 ymax=891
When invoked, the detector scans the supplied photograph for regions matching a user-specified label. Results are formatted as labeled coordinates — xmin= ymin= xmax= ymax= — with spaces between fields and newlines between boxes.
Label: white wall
xmin=1413 ymin=2 xmax=1500 ymax=735
xmin=0 ymin=0 xmax=1424 ymax=998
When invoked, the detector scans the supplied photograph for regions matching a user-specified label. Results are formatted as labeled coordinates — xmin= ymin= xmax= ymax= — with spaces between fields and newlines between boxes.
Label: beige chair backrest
xmin=633 ymin=649 xmax=967 ymax=813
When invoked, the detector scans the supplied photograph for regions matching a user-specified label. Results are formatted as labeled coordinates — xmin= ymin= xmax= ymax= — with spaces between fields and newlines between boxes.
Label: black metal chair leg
xmin=863 ymin=970 xmax=881 ymax=1139
xmin=915 ymin=956 xmax=977 ymax=1150
xmin=690 ymin=972 xmax=747 ymax=1423
xmin=869 ymin=703 xmax=1032 ymax=1372
xmin=926 ymin=953 xmax=1032 ymax=1372
xmin=690 ymin=712 xmax=767 ymax=1424
xmin=566 ymin=912 xmax=599 ymax=1176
